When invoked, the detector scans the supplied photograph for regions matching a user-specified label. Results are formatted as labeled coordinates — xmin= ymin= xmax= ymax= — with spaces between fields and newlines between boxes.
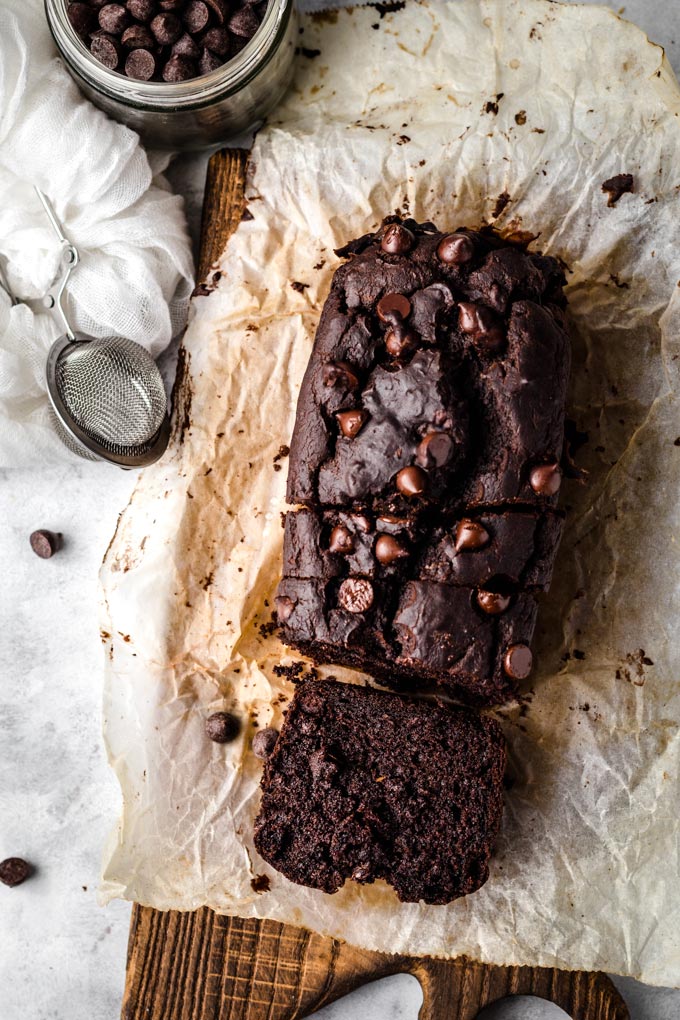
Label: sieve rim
xmin=46 ymin=333 xmax=171 ymax=468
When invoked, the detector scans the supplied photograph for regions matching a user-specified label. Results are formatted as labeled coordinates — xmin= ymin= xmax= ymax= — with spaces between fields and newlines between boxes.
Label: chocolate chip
xmin=205 ymin=711 xmax=240 ymax=743
xmin=204 ymin=0 xmax=228 ymax=23
xmin=380 ymin=223 xmax=415 ymax=255
xmin=200 ymin=27 xmax=231 ymax=55
xmin=328 ymin=525 xmax=355 ymax=554
xmin=337 ymin=578 xmax=374 ymax=613
xmin=126 ymin=0 xmax=154 ymax=21
xmin=228 ymin=6 xmax=261 ymax=36
xmin=162 ymin=53 xmax=196 ymax=80
xmin=385 ymin=326 xmax=417 ymax=358
xmin=150 ymin=12 xmax=182 ymax=44
xmin=416 ymin=431 xmax=454 ymax=469
xmin=437 ymin=232 xmax=475 ymax=264
xmin=336 ymin=409 xmax=368 ymax=438
xmin=322 ymin=361 xmax=359 ymax=390
xmin=90 ymin=31 xmax=123 ymax=68
xmin=29 ymin=530 xmax=62 ymax=559
xmin=67 ymin=2 xmax=97 ymax=36
xmin=395 ymin=465 xmax=427 ymax=497
xmin=125 ymin=48 xmax=156 ymax=79
xmin=377 ymin=292 xmax=411 ymax=323
xmin=98 ymin=3 xmax=130 ymax=33
xmin=183 ymin=0 xmax=210 ymax=33
xmin=375 ymin=534 xmax=409 ymax=565
xmin=0 ymin=858 xmax=32 ymax=887
xmin=198 ymin=48 xmax=223 ymax=74
xmin=454 ymin=519 xmax=490 ymax=552
xmin=457 ymin=302 xmax=505 ymax=350
xmin=172 ymin=33 xmax=201 ymax=59
xmin=252 ymin=727 xmax=279 ymax=759
xmin=476 ymin=590 xmax=511 ymax=615
xmin=503 ymin=643 xmax=533 ymax=679
xmin=529 ymin=461 xmax=562 ymax=496
xmin=121 ymin=25 xmax=154 ymax=48
xmin=275 ymin=595 xmax=294 ymax=623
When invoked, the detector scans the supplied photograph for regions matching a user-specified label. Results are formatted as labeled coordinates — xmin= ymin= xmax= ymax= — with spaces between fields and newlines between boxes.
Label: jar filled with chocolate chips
xmin=45 ymin=0 xmax=297 ymax=148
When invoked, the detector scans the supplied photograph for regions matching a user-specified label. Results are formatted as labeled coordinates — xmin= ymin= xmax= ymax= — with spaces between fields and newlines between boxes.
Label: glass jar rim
xmin=45 ymin=0 xmax=291 ymax=110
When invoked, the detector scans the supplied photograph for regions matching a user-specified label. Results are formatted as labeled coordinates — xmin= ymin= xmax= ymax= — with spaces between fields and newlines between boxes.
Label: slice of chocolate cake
xmin=253 ymin=679 xmax=506 ymax=904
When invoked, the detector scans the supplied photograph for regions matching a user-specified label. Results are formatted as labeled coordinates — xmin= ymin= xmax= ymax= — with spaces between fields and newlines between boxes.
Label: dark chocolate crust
xmin=287 ymin=221 xmax=570 ymax=513
xmin=253 ymin=678 xmax=506 ymax=904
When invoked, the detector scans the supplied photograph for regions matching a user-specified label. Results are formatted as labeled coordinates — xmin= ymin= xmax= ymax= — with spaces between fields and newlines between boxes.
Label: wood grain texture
xmin=122 ymin=148 xmax=631 ymax=1020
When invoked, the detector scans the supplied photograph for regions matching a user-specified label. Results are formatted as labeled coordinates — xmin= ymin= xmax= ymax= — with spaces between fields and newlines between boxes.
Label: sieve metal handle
xmin=35 ymin=187 xmax=80 ymax=343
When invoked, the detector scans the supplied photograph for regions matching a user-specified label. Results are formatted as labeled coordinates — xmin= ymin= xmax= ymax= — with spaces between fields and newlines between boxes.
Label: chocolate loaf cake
xmin=253 ymin=679 xmax=506 ymax=904
xmin=277 ymin=218 xmax=570 ymax=704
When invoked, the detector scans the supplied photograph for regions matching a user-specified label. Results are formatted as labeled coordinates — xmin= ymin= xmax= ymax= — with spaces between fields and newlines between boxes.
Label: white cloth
xmin=0 ymin=2 xmax=194 ymax=467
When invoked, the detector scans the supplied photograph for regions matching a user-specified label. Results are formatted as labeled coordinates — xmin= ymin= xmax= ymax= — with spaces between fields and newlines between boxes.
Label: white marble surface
xmin=2 ymin=1 xmax=680 ymax=1018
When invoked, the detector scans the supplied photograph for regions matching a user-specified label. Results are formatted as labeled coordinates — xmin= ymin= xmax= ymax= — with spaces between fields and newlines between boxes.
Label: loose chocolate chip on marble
xmin=29 ymin=530 xmax=62 ymax=559
xmin=336 ymin=409 xmax=368 ymax=438
xmin=381 ymin=223 xmax=415 ymax=255
xmin=205 ymin=711 xmax=240 ymax=743
xmin=183 ymin=0 xmax=210 ymax=33
xmin=98 ymin=3 xmax=130 ymax=33
xmin=67 ymin=2 xmax=97 ymax=36
xmin=126 ymin=0 xmax=154 ymax=21
xmin=529 ymin=461 xmax=562 ymax=496
xmin=162 ymin=53 xmax=196 ymax=80
xmin=0 ymin=858 xmax=32 ymax=887
xmin=201 ymin=26 xmax=231 ymax=55
xmin=252 ymin=727 xmax=279 ymax=759
xmin=198 ymin=47 xmax=224 ymax=74
xmin=437 ymin=232 xmax=475 ymax=264
xmin=322 ymin=361 xmax=359 ymax=390
xmin=328 ymin=525 xmax=355 ymax=554
xmin=457 ymin=302 xmax=505 ymax=350
xmin=150 ymin=12 xmax=183 ymax=44
xmin=375 ymin=534 xmax=409 ymax=565
xmin=275 ymin=595 xmax=294 ymax=623
xmin=172 ymin=33 xmax=202 ymax=58
xmin=204 ymin=0 xmax=229 ymax=23
xmin=454 ymin=519 xmax=490 ymax=552
xmin=503 ymin=643 xmax=533 ymax=679
xmin=385 ymin=327 xmax=417 ymax=358
xmin=337 ymin=577 xmax=374 ymax=613
xmin=376 ymin=292 xmax=411 ymax=323
xmin=121 ymin=24 xmax=154 ymax=48
xmin=125 ymin=47 xmax=157 ymax=79
xmin=416 ymin=431 xmax=454 ymax=469
xmin=228 ymin=5 xmax=262 ymax=36
xmin=476 ymin=589 xmax=511 ymax=615
xmin=90 ymin=31 xmax=123 ymax=68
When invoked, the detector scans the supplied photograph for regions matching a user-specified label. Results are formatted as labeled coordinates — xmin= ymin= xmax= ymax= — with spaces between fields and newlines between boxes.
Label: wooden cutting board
xmin=121 ymin=148 xmax=630 ymax=1020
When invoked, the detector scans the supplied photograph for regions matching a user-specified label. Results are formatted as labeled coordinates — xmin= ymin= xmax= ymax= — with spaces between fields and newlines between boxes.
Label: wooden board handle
xmin=122 ymin=908 xmax=629 ymax=1020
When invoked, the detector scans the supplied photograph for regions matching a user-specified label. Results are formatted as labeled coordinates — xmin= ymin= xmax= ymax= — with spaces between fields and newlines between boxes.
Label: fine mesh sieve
xmin=35 ymin=188 xmax=170 ymax=467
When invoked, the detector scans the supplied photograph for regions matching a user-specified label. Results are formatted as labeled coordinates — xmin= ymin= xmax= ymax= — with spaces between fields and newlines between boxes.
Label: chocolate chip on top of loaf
xmin=278 ymin=218 xmax=571 ymax=705
xmin=253 ymin=678 xmax=506 ymax=904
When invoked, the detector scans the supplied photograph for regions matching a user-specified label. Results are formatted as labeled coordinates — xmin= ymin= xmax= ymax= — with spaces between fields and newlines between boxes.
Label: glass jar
xmin=45 ymin=0 xmax=297 ymax=150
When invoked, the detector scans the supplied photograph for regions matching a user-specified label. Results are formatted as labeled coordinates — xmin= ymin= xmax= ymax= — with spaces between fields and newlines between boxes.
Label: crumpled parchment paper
xmin=99 ymin=0 xmax=680 ymax=986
